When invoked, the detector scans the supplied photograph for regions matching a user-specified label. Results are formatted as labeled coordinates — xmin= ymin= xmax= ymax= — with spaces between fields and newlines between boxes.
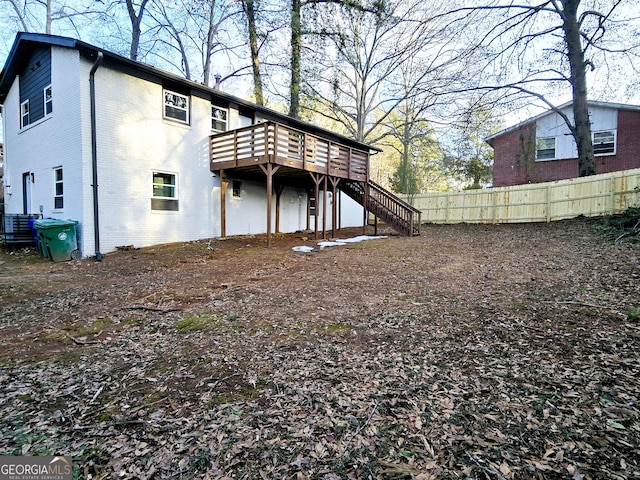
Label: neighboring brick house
xmin=486 ymin=101 xmax=640 ymax=187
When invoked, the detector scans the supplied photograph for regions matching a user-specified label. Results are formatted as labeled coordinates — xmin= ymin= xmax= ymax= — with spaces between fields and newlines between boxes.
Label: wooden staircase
xmin=340 ymin=180 xmax=421 ymax=236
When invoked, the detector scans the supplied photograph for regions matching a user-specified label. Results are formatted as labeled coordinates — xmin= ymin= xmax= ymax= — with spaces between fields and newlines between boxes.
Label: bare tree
xmin=147 ymin=0 xmax=192 ymax=79
xmin=3 ymin=0 xmax=30 ymax=31
xmin=239 ymin=0 xmax=264 ymax=103
xmin=125 ymin=0 xmax=150 ymax=60
xmin=304 ymin=0 xmax=462 ymax=142
xmin=444 ymin=1 xmax=640 ymax=177
xmin=383 ymin=62 xmax=449 ymax=197
xmin=1 ymin=0 xmax=101 ymax=36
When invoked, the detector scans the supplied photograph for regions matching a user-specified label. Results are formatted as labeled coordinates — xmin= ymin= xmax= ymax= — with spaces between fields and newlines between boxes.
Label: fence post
xmin=445 ymin=194 xmax=450 ymax=223
xmin=610 ymin=176 xmax=615 ymax=215
xmin=492 ymin=190 xmax=497 ymax=224
xmin=546 ymin=185 xmax=551 ymax=222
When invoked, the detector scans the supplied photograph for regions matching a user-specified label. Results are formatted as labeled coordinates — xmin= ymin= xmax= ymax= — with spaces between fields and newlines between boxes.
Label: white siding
xmin=88 ymin=61 xmax=217 ymax=253
xmin=3 ymin=47 xmax=365 ymax=257
xmin=2 ymin=47 xmax=84 ymax=227
xmin=536 ymin=104 xmax=619 ymax=161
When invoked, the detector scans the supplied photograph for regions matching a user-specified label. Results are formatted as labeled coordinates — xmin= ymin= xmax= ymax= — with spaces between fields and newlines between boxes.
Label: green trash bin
xmin=34 ymin=219 xmax=81 ymax=262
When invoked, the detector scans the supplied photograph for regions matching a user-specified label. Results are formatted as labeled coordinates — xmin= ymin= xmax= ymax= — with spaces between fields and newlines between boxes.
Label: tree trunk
xmin=127 ymin=0 xmax=149 ymax=61
xmin=242 ymin=0 xmax=264 ymax=104
xmin=8 ymin=0 xmax=29 ymax=31
xmin=289 ymin=0 xmax=301 ymax=118
xmin=46 ymin=0 xmax=52 ymax=34
xmin=202 ymin=0 xmax=217 ymax=86
xmin=562 ymin=0 xmax=595 ymax=177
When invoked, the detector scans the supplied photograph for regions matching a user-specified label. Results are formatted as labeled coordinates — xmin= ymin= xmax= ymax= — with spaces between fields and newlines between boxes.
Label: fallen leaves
xmin=0 ymin=220 xmax=639 ymax=479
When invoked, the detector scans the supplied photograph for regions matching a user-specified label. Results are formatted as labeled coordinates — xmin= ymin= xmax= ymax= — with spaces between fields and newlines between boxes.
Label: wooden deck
xmin=210 ymin=122 xmax=369 ymax=182
xmin=209 ymin=121 xmax=420 ymax=245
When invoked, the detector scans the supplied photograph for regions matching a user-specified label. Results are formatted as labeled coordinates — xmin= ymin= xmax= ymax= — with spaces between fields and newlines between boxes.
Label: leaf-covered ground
xmin=0 ymin=219 xmax=639 ymax=479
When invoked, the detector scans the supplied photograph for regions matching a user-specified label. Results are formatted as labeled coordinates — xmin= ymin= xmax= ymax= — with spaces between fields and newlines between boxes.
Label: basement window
xmin=593 ymin=130 xmax=615 ymax=155
xmin=152 ymin=171 xmax=179 ymax=211
xmin=536 ymin=137 xmax=556 ymax=160
xmin=232 ymin=180 xmax=241 ymax=197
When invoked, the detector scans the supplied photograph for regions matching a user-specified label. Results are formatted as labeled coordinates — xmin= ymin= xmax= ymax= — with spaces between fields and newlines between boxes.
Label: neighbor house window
xmin=164 ymin=90 xmax=189 ymax=124
xmin=152 ymin=171 xmax=179 ymax=211
xmin=44 ymin=85 xmax=53 ymax=115
xmin=536 ymin=137 xmax=556 ymax=160
xmin=212 ymin=106 xmax=228 ymax=132
xmin=593 ymin=130 xmax=615 ymax=155
xmin=20 ymin=100 xmax=30 ymax=128
xmin=54 ymin=167 xmax=63 ymax=209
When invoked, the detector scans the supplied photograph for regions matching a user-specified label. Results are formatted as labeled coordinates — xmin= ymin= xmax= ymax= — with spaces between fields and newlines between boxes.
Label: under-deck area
xmin=209 ymin=122 xmax=421 ymax=245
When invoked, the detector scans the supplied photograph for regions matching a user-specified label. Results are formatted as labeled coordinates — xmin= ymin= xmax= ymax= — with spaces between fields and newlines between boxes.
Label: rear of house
xmin=0 ymin=33 xmax=368 ymax=257
xmin=488 ymin=102 xmax=640 ymax=187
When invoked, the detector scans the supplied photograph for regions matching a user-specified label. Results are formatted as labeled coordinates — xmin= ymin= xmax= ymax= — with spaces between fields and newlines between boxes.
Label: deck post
xmin=306 ymin=188 xmax=313 ymax=231
xmin=329 ymin=177 xmax=340 ymax=238
xmin=260 ymin=163 xmax=280 ymax=247
xmin=275 ymin=184 xmax=285 ymax=233
xmin=322 ymin=176 xmax=328 ymax=239
xmin=309 ymin=173 xmax=323 ymax=240
xmin=220 ymin=170 xmax=227 ymax=238
xmin=362 ymin=181 xmax=369 ymax=235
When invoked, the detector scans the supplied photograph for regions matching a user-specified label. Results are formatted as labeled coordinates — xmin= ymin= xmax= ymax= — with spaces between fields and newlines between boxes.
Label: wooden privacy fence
xmin=404 ymin=168 xmax=640 ymax=224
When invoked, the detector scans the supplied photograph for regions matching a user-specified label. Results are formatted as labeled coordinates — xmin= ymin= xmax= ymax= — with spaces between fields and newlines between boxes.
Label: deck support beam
xmin=362 ymin=181 xmax=368 ymax=235
xmin=260 ymin=163 xmax=280 ymax=247
xmin=220 ymin=170 xmax=227 ymax=238
xmin=275 ymin=184 xmax=285 ymax=233
xmin=329 ymin=177 xmax=340 ymax=238
xmin=322 ymin=176 xmax=328 ymax=239
xmin=309 ymin=172 xmax=325 ymax=240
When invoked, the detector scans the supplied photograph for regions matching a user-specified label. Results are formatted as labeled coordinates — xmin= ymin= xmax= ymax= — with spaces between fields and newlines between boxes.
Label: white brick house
xmin=0 ymin=33 xmax=387 ymax=258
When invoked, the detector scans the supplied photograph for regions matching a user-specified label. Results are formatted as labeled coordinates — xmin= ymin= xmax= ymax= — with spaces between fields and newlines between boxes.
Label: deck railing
xmin=210 ymin=122 xmax=369 ymax=181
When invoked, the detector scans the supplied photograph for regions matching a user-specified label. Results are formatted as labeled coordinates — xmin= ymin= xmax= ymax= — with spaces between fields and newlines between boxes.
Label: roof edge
xmin=1 ymin=33 xmax=377 ymax=152
xmin=485 ymin=100 xmax=640 ymax=144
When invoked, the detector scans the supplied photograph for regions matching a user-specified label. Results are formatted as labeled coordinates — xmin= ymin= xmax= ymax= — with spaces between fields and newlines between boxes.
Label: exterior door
xmin=22 ymin=172 xmax=32 ymax=214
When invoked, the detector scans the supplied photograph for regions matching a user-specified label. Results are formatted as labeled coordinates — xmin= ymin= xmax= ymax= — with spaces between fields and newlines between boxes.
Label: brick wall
xmin=492 ymin=108 xmax=640 ymax=187
xmin=597 ymin=109 xmax=640 ymax=174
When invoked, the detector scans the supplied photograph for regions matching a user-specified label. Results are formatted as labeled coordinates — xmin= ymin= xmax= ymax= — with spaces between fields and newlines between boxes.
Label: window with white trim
xmin=54 ymin=167 xmax=63 ymax=209
xmin=163 ymin=90 xmax=189 ymax=124
xmin=212 ymin=106 xmax=228 ymax=132
xmin=152 ymin=171 xmax=179 ymax=211
xmin=536 ymin=137 xmax=556 ymax=160
xmin=21 ymin=100 xmax=30 ymax=128
xmin=593 ymin=130 xmax=615 ymax=155
xmin=44 ymin=85 xmax=53 ymax=115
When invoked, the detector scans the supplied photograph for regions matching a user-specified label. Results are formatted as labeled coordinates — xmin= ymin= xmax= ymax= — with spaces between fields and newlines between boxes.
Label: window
xmin=44 ymin=85 xmax=53 ymax=115
xmin=21 ymin=100 xmax=30 ymax=128
xmin=152 ymin=172 xmax=178 ymax=211
xmin=536 ymin=137 xmax=556 ymax=160
xmin=164 ymin=90 xmax=189 ymax=124
xmin=54 ymin=167 xmax=63 ymax=209
xmin=593 ymin=130 xmax=615 ymax=155
xmin=232 ymin=180 xmax=241 ymax=197
xmin=212 ymin=106 xmax=228 ymax=132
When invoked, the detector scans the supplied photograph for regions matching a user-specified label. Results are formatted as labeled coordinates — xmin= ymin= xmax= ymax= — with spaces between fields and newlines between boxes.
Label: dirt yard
xmin=0 ymin=219 xmax=638 ymax=480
